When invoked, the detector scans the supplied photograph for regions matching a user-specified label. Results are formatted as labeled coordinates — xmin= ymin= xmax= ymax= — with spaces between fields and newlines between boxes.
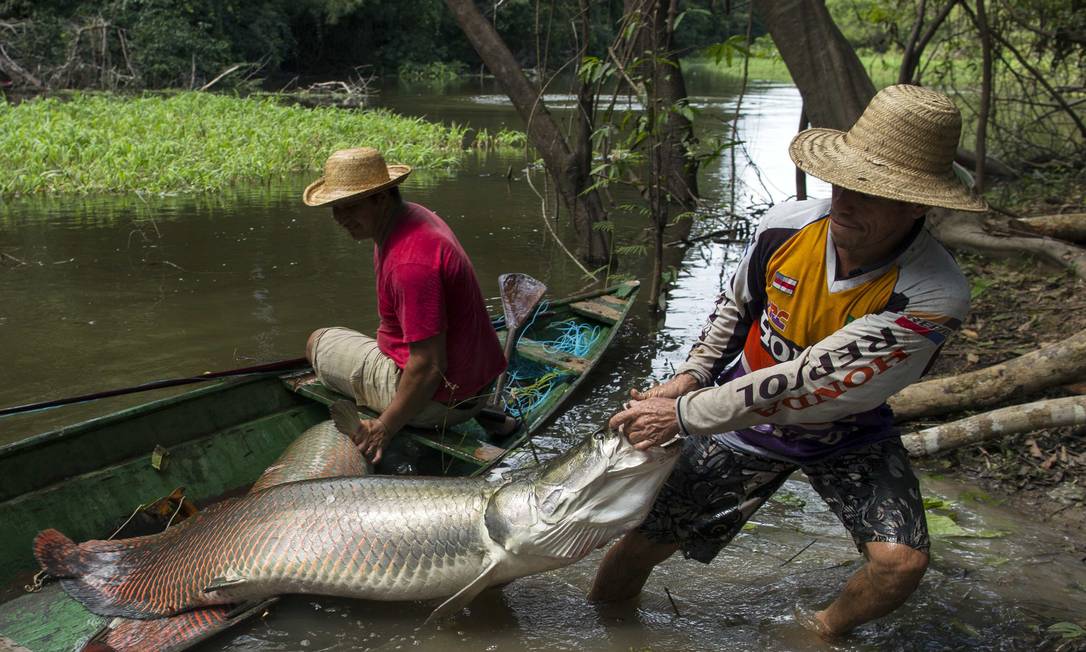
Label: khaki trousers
xmin=309 ymin=327 xmax=483 ymax=428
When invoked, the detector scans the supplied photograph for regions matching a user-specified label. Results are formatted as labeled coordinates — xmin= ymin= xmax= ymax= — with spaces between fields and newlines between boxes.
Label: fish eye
xmin=593 ymin=429 xmax=605 ymax=441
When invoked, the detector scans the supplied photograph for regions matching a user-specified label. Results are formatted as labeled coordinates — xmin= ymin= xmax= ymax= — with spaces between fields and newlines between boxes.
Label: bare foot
xmin=794 ymin=604 xmax=841 ymax=642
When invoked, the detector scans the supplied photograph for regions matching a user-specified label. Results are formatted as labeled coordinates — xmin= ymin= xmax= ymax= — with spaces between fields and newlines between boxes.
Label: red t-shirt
xmin=374 ymin=203 xmax=506 ymax=403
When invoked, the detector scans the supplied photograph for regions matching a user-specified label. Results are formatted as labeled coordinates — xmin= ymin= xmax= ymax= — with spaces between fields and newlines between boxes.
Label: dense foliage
xmin=0 ymin=0 xmax=744 ymax=89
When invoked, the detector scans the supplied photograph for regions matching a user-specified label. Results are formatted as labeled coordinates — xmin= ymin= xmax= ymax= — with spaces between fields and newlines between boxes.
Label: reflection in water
xmin=2 ymin=79 xmax=1083 ymax=650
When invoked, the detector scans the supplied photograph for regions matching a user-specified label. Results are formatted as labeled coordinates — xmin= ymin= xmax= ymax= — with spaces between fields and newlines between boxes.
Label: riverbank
xmin=922 ymin=248 xmax=1086 ymax=547
xmin=0 ymin=92 xmax=469 ymax=195
xmin=686 ymin=44 xmax=904 ymax=89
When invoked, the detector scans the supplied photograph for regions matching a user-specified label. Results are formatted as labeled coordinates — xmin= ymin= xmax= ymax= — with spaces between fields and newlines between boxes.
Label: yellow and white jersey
xmin=675 ymin=198 xmax=969 ymax=462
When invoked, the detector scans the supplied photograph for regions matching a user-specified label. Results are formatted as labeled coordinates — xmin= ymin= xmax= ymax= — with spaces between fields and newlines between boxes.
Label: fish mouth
xmin=605 ymin=443 xmax=680 ymax=479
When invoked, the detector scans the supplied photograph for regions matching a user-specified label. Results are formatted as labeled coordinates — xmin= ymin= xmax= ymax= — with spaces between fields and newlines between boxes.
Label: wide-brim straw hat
xmin=303 ymin=147 xmax=411 ymax=207
xmin=789 ymin=84 xmax=988 ymax=212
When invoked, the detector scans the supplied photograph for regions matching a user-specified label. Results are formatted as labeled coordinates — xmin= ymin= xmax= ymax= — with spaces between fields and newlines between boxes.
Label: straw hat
xmin=303 ymin=147 xmax=411 ymax=207
xmin=789 ymin=84 xmax=988 ymax=212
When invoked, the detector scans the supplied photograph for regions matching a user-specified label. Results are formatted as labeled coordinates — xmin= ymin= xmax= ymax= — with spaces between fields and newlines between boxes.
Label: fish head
xmin=485 ymin=428 xmax=679 ymax=561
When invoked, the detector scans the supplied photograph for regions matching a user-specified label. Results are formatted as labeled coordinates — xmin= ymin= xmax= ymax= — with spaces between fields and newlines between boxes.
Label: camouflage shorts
xmin=639 ymin=435 xmax=929 ymax=563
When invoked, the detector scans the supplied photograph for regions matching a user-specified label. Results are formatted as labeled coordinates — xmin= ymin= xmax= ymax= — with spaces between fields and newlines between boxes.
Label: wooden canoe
xmin=0 ymin=280 xmax=639 ymax=651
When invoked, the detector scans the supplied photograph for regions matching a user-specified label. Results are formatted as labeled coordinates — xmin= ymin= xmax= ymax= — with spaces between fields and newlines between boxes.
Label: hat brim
xmin=789 ymin=129 xmax=988 ymax=213
xmin=303 ymin=165 xmax=412 ymax=207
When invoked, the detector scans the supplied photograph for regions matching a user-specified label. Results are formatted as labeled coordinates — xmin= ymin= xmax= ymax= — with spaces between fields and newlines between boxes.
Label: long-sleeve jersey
xmin=674 ymin=198 xmax=969 ymax=462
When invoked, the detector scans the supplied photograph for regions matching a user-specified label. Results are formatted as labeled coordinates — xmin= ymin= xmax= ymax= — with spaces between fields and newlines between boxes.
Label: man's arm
xmin=676 ymin=311 xmax=951 ymax=436
xmin=613 ymin=310 xmax=956 ymax=449
xmin=352 ymin=332 xmax=447 ymax=463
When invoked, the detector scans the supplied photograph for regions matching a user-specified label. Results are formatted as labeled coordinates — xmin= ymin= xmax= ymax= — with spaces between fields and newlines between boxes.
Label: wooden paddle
xmin=490 ymin=273 xmax=547 ymax=406
xmin=0 ymin=357 xmax=310 ymax=418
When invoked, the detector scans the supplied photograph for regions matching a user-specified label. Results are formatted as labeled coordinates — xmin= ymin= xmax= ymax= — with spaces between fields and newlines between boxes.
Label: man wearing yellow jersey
xmin=591 ymin=85 xmax=989 ymax=638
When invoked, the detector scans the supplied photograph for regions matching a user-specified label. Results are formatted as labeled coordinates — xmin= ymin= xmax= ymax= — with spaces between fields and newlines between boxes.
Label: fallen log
xmin=1014 ymin=213 xmax=1086 ymax=245
xmin=929 ymin=209 xmax=1086 ymax=280
xmin=890 ymin=327 xmax=1086 ymax=421
xmin=902 ymin=395 xmax=1086 ymax=456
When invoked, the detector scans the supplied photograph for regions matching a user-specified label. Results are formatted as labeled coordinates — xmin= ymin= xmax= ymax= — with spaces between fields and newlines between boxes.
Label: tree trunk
xmin=444 ymin=0 xmax=610 ymax=265
xmin=902 ymin=395 xmax=1086 ymax=456
xmin=890 ymin=327 xmax=1086 ymax=421
xmin=650 ymin=0 xmax=699 ymax=208
xmin=972 ymin=0 xmax=993 ymax=192
xmin=752 ymin=0 xmax=875 ymax=130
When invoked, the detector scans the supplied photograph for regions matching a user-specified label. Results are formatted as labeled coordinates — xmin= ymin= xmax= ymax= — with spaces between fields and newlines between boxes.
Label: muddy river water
xmin=1 ymin=70 xmax=1083 ymax=649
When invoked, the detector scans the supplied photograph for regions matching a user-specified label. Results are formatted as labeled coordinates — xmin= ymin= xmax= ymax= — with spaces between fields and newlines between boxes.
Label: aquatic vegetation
xmin=472 ymin=127 xmax=529 ymax=150
xmin=0 ymin=92 xmax=468 ymax=195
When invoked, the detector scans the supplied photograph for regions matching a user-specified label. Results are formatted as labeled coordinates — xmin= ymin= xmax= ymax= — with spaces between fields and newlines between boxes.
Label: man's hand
xmin=349 ymin=417 xmax=393 ymax=464
xmin=608 ymin=397 xmax=681 ymax=450
xmin=628 ymin=373 xmax=701 ymax=401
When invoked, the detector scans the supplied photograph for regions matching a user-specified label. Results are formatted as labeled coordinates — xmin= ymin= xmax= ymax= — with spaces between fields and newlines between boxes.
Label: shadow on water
xmin=1 ymin=74 xmax=1083 ymax=649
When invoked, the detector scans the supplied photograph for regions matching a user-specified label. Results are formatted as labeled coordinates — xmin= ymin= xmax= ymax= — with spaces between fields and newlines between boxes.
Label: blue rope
xmin=540 ymin=319 xmax=600 ymax=357
xmin=499 ymin=314 xmax=598 ymax=418
xmin=501 ymin=358 xmax=570 ymax=417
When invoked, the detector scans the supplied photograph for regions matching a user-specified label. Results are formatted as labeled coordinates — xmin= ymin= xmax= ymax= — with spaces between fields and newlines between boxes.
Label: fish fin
xmin=530 ymin=521 xmax=614 ymax=561
xmin=330 ymin=400 xmax=362 ymax=438
xmin=93 ymin=598 xmax=278 ymax=652
xmin=203 ymin=573 xmax=248 ymax=593
xmin=424 ymin=559 xmax=501 ymax=625
xmin=33 ymin=528 xmax=80 ymax=578
xmin=329 ymin=403 xmax=373 ymax=474
xmin=34 ymin=529 xmax=178 ymax=619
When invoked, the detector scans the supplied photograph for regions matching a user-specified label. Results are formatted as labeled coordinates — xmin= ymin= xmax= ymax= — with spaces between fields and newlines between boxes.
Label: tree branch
xmin=902 ymin=395 xmax=1086 ymax=456
xmin=891 ymin=326 xmax=1086 ymax=421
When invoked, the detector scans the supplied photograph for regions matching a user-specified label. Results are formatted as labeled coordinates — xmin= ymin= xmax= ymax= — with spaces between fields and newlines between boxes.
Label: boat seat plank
xmin=569 ymin=299 xmax=622 ymax=325
xmin=515 ymin=338 xmax=589 ymax=374
xmin=595 ymin=294 xmax=627 ymax=309
xmin=282 ymin=375 xmax=501 ymax=466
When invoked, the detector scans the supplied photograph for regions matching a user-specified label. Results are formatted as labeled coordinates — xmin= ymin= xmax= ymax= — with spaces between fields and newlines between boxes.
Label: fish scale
xmin=59 ymin=477 xmax=491 ymax=618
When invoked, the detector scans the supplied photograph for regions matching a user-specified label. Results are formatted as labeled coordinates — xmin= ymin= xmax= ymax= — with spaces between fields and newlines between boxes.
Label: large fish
xmin=35 ymin=423 xmax=679 ymax=626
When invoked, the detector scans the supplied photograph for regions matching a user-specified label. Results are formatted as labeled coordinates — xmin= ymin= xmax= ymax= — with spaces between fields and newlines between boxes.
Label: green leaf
xmin=1047 ymin=622 xmax=1086 ymax=639
xmin=616 ymin=244 xmax=649 ymax=256
xmin=926 ymin=513 xmax=970 ymax=538
xmin=970 ymin=277 xmax=992 ymax=300
xmin=771 ymin=491 xmax=806 ymax=508
xmin=675 ymin=103 xmax=697 ymax=122
xmin=923 ymin=496 xmax=953 ymax=510
xmin=927 ymin=513 xmax=1007 ymax=539
xmin=959 ymin=489 xmax=1001 ymax=505
xmin=592 ymin=220 xmax=615 ymax=233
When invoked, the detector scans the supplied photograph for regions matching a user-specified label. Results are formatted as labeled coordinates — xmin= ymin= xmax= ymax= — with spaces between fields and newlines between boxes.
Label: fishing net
xmin=500 ymin=316 xmax=601 ymax=418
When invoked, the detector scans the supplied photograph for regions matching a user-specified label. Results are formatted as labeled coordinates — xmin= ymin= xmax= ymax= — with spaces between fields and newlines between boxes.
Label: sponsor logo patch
xmin=771 ymin=271 xmax=798 ymax=295
xmin=895 ymin=315 xmax=949 ymax=345
xmin=767 ymin=301 xmax=790 ymax=331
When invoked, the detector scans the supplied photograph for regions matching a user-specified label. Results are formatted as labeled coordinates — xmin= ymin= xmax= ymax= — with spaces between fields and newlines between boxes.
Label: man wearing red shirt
xmin=303 ymin=147 xmax=507 ymax=463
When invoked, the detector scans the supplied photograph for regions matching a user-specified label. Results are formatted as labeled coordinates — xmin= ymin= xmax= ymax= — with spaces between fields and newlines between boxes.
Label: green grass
xmin=687 ymin=42 xmax=905 ymax=89
xmin=0 ymin=92 xmax=469 ymax=195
